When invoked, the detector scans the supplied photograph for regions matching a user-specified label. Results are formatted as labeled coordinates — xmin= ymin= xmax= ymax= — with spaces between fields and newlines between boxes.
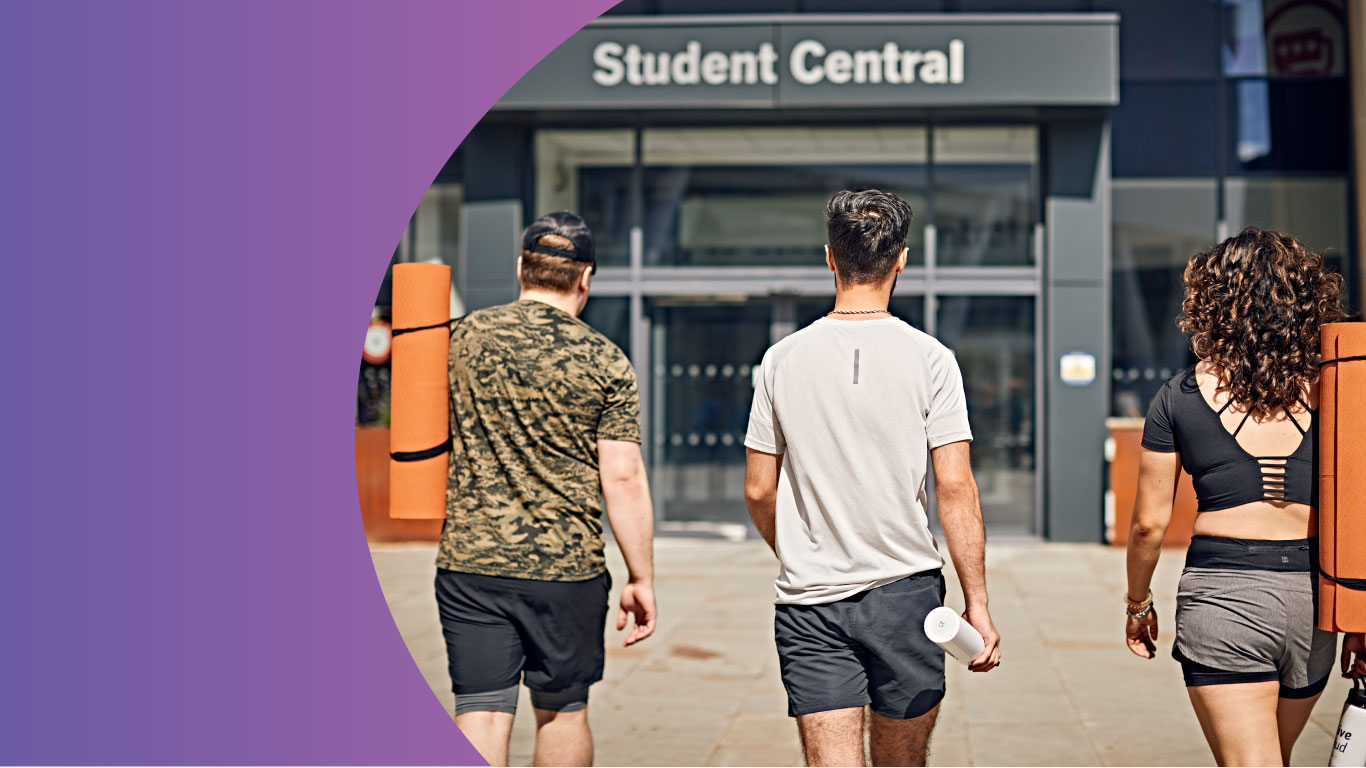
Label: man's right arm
xmin=931 ymin=440 xmax=1001 ymax=672
xmin=599 ymin=439 xmax=656 ymax=647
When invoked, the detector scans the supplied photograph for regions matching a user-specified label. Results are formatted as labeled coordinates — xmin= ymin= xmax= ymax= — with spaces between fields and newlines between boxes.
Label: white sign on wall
xmin=1060 ymin=351 xmax=1097 ymax=387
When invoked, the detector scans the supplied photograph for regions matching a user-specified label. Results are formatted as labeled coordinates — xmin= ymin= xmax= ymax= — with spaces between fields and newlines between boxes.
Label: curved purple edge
xmin=0 ymin=0 xmax=617 ymax=763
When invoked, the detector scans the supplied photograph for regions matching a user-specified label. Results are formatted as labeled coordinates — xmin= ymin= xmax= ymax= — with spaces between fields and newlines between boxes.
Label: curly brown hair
xmin=1179 ymin=227 xmax=1346 ymax=418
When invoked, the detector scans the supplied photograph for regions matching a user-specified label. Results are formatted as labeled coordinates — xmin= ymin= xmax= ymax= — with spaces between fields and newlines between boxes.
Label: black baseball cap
xmin=521 ymin=211 xmax=595 ymax=274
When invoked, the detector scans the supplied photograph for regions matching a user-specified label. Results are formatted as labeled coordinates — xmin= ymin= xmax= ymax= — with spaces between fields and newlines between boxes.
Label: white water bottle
xmin=923 ymin=606 xmax=985 ymax=665
xmin=1331 ymin=679 xmax=1366 ymax=766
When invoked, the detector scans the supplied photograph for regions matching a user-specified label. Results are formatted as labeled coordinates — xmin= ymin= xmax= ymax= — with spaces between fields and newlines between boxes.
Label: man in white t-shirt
xmin=744 ymin=188 xmax=1002 ymax=767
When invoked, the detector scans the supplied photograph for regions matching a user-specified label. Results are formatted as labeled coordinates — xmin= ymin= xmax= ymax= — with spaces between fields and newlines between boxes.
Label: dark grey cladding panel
xmin=497 ymin=16 xmax=1118 ymax=110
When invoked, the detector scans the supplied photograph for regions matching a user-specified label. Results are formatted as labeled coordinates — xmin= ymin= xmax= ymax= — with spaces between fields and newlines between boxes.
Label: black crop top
xmin=1141 ymin=366 xmax=1315 ymax=511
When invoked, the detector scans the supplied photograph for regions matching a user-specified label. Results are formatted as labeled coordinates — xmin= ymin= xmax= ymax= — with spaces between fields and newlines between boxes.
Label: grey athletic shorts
xmin=774 ymin=570 xmax=946 ymax=719
xmin=1172 ymin=536 xmax=1336 ymax=698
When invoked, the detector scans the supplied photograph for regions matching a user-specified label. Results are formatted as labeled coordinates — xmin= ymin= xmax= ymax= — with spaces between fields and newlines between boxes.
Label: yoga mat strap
xmin=391 ymin=435 xmax=452 ymax=463
xmin=1319 ymin=354 xmax=1366 ymax=366
xmin=392 ymin=319 xmax=455 ymax=337
xmin=1321 ymin=569 xmax=1366 ymax=591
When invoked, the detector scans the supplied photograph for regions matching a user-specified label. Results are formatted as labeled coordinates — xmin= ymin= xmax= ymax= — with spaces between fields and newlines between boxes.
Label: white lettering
xmin=790 ymin=39 xmax=825 ymax=85
xmin=758 ymin=42 xmax=779 ymax=84
xmin=623 ymin=44 xmax=643 ymax=86
xmin=701 ymin=51 xmax=729 ymax=84
xmin=730 ymin=50 xmax=759 ymax=84
xmin=671 ymin=41 xmax=701 ymax=85
xmin=592 ymin=41 xmax=624 ymax=86
xmin=853 ymin=49 xmax=882 ymax=83
xmin=921 ymin=50 xmax=948 ymax=83
xmin=825 ymin=49 xmax=853 ymax=84
xmin=900 ymin=50 xmax=922 ymax=83
xmin=591 ymin=38 xmax=965 ymax=89
xmin=641 ymin=51 xmax=670 ymax=85
xmin=881 ymin=42 xmax=902 ymax=84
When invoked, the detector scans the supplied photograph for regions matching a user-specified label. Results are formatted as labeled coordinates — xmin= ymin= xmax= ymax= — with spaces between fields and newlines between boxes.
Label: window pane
xmin=1112 ymin=82 xmax=1219 ymax=177
xmin=641 ymin=127 xmax=928 ymax=267
xmin=1110 ymin=180 xmax=1215 ymax=418
xmin=1093 ymin=0 xmax=1220 ymax=80
xmin=535 ymin=130 xmax=635 ymax=267
xmin=1223 ymin=0 xmax=1348 ymax=77
xmin=934 ymin=126 xmax=1037 ymax=267
xmin=1227 ymin=78 xmax=1349 ymax=172
xmin=581 ymin=297 xmax=632 ymax=360
xmin=934 ymin=296 xmax=1036 ymax=535
xmin=1223 ymin=177 xmax=1352 ymax=304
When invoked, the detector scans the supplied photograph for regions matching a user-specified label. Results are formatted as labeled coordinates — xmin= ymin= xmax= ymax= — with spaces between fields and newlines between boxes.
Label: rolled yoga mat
xmin=388 ymin=263 xmax=451 ymax=520
xmin=923 ymin=606 xmax=985 ymax=665
xmin=1319 ymin=322 xmax=1366 ymax=632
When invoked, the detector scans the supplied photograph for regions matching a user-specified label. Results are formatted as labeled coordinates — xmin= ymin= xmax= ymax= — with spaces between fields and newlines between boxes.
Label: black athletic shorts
xmin=435 ymin=569 xmax=611 ymax=695
xmin=774 ymin=570 xmax=947 ymax=719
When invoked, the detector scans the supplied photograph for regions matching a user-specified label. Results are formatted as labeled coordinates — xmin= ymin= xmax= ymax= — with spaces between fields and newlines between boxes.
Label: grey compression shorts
xmin=1172 ymin=536 xmax=1336 ymax=698
xmin=453 ymin=686 xmax=589 ymax=716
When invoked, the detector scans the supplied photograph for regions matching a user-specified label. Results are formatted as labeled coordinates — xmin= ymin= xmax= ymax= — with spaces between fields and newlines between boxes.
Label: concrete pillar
xmin=1044 ymin=118 xmax=1112 ymax=542
xmin=459 ymin=123 xmax=529 ymax=311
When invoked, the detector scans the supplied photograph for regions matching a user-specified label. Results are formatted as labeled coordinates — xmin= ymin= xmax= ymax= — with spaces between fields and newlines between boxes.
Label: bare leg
xmin=869 ymin=704 xmax=940 ymax=767
xmin=532 ymin=707 xmax=592 ymax=767
xmin=1275 ymin=692 xmax=1323 ymax=766
xmin=797 ymin=707 xmax=866 ymax=767
xmin=1187 ymin=681 xmax=1282 ymax=766
xmin=454 ymin=711 xmax=515 ymax=767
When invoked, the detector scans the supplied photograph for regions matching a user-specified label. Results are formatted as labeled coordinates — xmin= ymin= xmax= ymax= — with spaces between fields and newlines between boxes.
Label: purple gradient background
xmin=0 ymin=0 xmax=617 ymax=763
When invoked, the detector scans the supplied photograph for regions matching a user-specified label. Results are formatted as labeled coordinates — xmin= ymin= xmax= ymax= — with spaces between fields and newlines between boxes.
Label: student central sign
xmin=590 ymin=39 xmax=966 ymax=88
xmin=497 ymin=16 xmax=1118 ymax=109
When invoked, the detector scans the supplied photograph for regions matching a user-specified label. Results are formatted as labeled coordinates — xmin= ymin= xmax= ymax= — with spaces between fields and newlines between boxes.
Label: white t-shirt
xmin=745 ymin=316 xmax=973 ymax=605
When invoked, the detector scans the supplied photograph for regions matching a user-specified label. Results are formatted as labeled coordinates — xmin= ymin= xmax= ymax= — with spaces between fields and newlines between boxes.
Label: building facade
xmin=386 ymin=0 xmax=1358 ymax=542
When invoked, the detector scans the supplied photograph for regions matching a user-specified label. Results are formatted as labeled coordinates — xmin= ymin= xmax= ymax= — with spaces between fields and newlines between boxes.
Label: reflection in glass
xmin=580 ymin=297 xmax=631 ymax=360
xmin=935 ymin=296 xmax=1036 ymax=535
xmin=649 ymin=301 xmax=772 ymax=524
xmin=640 ymin=127 xmax=928 ymax=267
xmin=535 ymin=130 xmax=635 ymax=267
xmin=934 ymin=127 xmax=1038 ymax=267
xmin=1110 ymin=180 xmax=1215 ymax=417
xmin=1224 ymin=176 xmax=1352 ymax=304
xmin=1223 ymin=0 xmax=1346 ymax=77
xmin=1223 ymin=0 xmax=1269 ymax=76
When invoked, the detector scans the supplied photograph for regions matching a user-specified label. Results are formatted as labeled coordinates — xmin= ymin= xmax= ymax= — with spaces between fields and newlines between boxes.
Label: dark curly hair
xmin=1179 ymin=227 xmax=1346 ymax=418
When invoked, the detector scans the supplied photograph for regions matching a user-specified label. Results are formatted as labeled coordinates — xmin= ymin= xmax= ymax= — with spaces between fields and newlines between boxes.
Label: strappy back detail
xmin=1139 ymin=366 xmax=1316 ymax=511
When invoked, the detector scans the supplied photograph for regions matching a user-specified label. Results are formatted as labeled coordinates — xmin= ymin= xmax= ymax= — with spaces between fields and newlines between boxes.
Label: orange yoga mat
xmin=1318 ymin=322 xmax=1366 ymax=632
xmin=389 ymin=263 xmax=451 ymax=520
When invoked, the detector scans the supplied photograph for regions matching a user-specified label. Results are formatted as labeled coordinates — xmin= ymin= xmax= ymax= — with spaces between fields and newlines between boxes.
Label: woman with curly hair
xmin=1123 ymin=227 xmax=1366 ymax=766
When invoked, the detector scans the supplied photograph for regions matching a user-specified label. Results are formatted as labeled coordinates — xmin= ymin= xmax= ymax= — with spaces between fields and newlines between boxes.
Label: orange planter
xmin=1107 ymin=418 xmax=1197 ymax=547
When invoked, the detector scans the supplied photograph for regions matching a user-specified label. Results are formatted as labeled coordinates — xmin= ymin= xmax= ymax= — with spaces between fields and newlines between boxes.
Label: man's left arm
xmin=744 ymin=448 xmax=782 ymax=552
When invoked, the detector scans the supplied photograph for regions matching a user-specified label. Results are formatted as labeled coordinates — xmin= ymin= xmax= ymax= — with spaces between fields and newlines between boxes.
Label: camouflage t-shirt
xmin=437 ymin=299 xmax=641 ymax=581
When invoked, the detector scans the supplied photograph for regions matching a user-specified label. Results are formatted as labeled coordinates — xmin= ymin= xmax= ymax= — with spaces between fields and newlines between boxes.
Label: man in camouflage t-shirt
xmin=436 ymin=211 xmax=656 ymax=767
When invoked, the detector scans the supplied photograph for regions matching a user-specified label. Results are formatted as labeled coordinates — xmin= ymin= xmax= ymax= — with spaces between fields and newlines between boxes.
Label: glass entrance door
xmin=645 ymin=293 xmax=1038 ymax=535
xmin=647 ymin=299 xmax=771 ymax=525
xmin=934 ymin=296 xmax=1038 ymax=535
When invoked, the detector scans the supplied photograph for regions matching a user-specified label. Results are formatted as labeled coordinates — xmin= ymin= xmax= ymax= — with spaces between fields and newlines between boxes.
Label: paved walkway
xmin=371 ymin=539 xmax=1353 ymax=766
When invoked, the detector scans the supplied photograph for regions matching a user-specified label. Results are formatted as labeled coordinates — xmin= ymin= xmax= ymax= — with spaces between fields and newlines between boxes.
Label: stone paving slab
xmin=371 ymin=539 xmax=1353 ymax=766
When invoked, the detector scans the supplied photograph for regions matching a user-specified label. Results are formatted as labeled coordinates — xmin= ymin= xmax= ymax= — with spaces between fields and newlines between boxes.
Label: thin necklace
xmin=828 ymin=308 xmax=888 ymax=315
